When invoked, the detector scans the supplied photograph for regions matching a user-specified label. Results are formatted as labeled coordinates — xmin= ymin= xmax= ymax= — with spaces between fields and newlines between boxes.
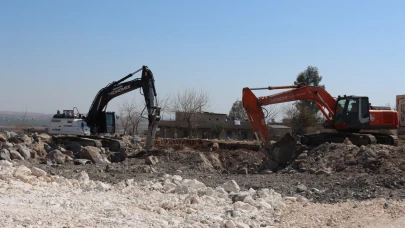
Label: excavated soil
xmin=17 ymin=138 xmax=405 ymax=204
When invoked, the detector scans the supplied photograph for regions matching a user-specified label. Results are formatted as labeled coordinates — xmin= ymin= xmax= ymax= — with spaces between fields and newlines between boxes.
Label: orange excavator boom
xmin=242 ymin=84 xmax=338 ymax=146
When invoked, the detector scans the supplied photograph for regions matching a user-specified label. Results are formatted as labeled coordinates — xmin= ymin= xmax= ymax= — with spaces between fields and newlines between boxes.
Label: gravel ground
xmin=2 ymin=133 xmax=405 ymax=227
xmin=29 ymin=143 xmax=405 ymax=204
xmin=1 ymin=160 xmax=405 ymax=228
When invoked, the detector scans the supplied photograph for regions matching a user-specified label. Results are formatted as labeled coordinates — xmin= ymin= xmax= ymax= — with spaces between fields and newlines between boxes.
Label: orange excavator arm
xmin=242 ymin=84 xmax=337 ymax=147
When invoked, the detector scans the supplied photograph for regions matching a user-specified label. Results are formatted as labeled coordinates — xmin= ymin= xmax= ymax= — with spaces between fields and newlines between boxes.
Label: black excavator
xmin=48 ymin=65 xmax=161 ymax=160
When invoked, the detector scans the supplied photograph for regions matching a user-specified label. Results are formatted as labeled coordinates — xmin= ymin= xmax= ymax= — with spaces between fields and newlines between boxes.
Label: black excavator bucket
xmin=261 ymin=133 xmax=299 ymax=172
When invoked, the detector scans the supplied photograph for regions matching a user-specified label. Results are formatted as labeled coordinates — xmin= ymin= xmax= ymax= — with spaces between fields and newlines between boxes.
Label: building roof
xmin=158 ymin=119 xmax=253 ymax=130
xmin=158 ymin=119 xmax=291 ymax=130
xmin=201 ymin=112 xmax=227 ymax=116
xmin=175 ymin=111 xmax=227 ymax=116
xmin=268 ymin=124 xmax=291 ymax=129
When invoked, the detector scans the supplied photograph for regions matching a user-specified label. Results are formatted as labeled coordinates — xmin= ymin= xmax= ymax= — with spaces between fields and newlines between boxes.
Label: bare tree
xmin=280 ymin=103 xmax=299 ymax=125
xmin=170 ymin=88 xmax=211 ymax=138
xmin=263 ymin=105 xmax=280 ymax=124
xmin=118 ymin=100 xmax=142 ymax=135
xmin=118 ymin=108 xmax=131 ymax=135
xmin=141 ymin=93 xmax=173 ymax=120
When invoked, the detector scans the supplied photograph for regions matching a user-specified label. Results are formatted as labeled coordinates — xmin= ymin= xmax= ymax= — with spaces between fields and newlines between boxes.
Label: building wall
xmin=397 ymin=95 xmax=405 ymax=135
xmin=268 ymin=127 xmax=291 ymax=137
xmin=158 ymin=112 xmax=256 ymax=140
xmin=158 ymin=126 xmax=256 ymax=140
xmin=175 ymin=112 xmax=227 ymax=124
xmin=158 ymin=112 xmax=295 ymax=141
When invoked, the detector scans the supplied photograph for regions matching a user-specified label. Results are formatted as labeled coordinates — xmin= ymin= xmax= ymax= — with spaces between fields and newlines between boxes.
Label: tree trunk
xmin=187 ymin=119 xmax=192 ymax=138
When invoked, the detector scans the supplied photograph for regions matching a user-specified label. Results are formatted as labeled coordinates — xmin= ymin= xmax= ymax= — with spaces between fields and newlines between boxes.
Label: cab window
xmin=336 ymin=99 xmax=346 ymax=114
xmin=360 ymin=97 xmax=369 ymax=118
xmin=347 ymin=99 xmax=358 ymax=112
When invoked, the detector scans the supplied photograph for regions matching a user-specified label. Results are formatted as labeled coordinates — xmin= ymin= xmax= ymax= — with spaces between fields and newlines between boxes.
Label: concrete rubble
xmin=0 ymin=160 xmax=290 ymax=227
xmin=0 ymin=131 xmax=131 ymax=166
xmin=0 ymin=130 xmax=405 ymax=227
xmin=283 ymin=141 xmax=405 ymax=175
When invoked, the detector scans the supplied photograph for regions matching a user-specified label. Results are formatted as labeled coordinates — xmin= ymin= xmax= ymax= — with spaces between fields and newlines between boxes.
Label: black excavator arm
xmin=85 ymin=65 xmax=160 ymax=135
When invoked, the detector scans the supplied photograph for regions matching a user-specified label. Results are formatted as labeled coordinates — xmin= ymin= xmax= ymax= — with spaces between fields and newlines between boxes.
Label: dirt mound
xmin=144 ymin=146 xmax=266 ymax=174
xmin=285 ymin=142 xmax=405 ymax=174
xmin=152 ymin=138 xmax=261 ymax=151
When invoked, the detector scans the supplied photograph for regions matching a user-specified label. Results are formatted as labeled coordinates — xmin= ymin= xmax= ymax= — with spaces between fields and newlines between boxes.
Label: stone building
xmin=157 ymin=112 xmax=255 ymax=140
xmin=268 ymin=124 xmax=292 ymax=140
xmin=156 ymin=111 xmax=291 ymax=140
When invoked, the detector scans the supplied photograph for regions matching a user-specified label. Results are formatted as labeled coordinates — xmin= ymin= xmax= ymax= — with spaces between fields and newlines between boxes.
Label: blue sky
xmin=1 ymin=0 xmax=404 ymax=119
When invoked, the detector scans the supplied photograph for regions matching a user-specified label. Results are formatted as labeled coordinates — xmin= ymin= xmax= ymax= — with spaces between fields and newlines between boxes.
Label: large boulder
xmin=0 ymin=134 xmax=6 ymax=147
xmin=0 ymin=149 xmax=10 ymax=161
xmin=2 ymin=142 xmax=13 ymax=149
xmin=31 ymin=141 xmax=47 ymax=158
xmin=38 ymin=133 xmax=52 ymax=144
xmin=17 ymin=145 xmax=31 ymax=160
xmin=46 ymin=149 xmax=66 ymax=164
xmin=22 ymin=134 xmax=32 ymax=144
xmin=9 ymin=150 xmax=24 ymax=160
xmin=7 ymin=135 xmax=23 ymax=144
xmin=5 ymin=131 xmax=18 ymax=139
xmin=62 ymin=150 xmax=74 ymax=158
xmin=79 ymin=146 xmax=110 ymax=164
xmin=43 ymin=143 xmax=52 ymax=152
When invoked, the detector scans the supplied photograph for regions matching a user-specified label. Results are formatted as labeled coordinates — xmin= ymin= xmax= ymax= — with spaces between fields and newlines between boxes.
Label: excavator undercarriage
xmin=51 ymin=135 xmax=125 ymax=152
xmin=51 ymin=134 xmax=128 ymax=162
xmin=299 ymin=131 xmax=398 ymax=147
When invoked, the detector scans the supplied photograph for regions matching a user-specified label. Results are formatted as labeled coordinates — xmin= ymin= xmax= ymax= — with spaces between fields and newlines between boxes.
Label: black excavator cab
xmin=96 ymin=112 xmax=116 ymax=135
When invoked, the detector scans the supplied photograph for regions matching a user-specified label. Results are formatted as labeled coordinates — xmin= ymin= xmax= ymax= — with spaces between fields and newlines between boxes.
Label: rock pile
xmin=153 ymin=138 xmax=261 ymax=151
xmin=286 ymin=142 xmax=405 ymax=174
xmin=0 ymin=131 xmax=115 ymax=166
xmin=0 ymin=159 xmax=302 ymax=227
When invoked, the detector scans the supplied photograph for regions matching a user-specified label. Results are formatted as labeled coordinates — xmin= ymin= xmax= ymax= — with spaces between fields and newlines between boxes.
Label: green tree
xmin=229 ymin=99 xmax=247 ymax=121
xmin=292 ymin=66 xmax=325 ymax=133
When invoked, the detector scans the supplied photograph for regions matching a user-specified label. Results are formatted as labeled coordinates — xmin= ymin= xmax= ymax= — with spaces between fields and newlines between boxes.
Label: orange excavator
xmin=242 ymin=83 xmax=399 ymax=170
xmin=243 ymin=83 xmax=398 ymax=145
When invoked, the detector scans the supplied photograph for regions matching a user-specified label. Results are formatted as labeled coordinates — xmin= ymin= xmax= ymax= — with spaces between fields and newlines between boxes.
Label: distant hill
xmin=0 ymin=111 xmax=53 ymax=117
xmin=0 ymin=111 xmax=53 ymax=127
xmin=0 ymin=110 xmax=170 ymax=132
